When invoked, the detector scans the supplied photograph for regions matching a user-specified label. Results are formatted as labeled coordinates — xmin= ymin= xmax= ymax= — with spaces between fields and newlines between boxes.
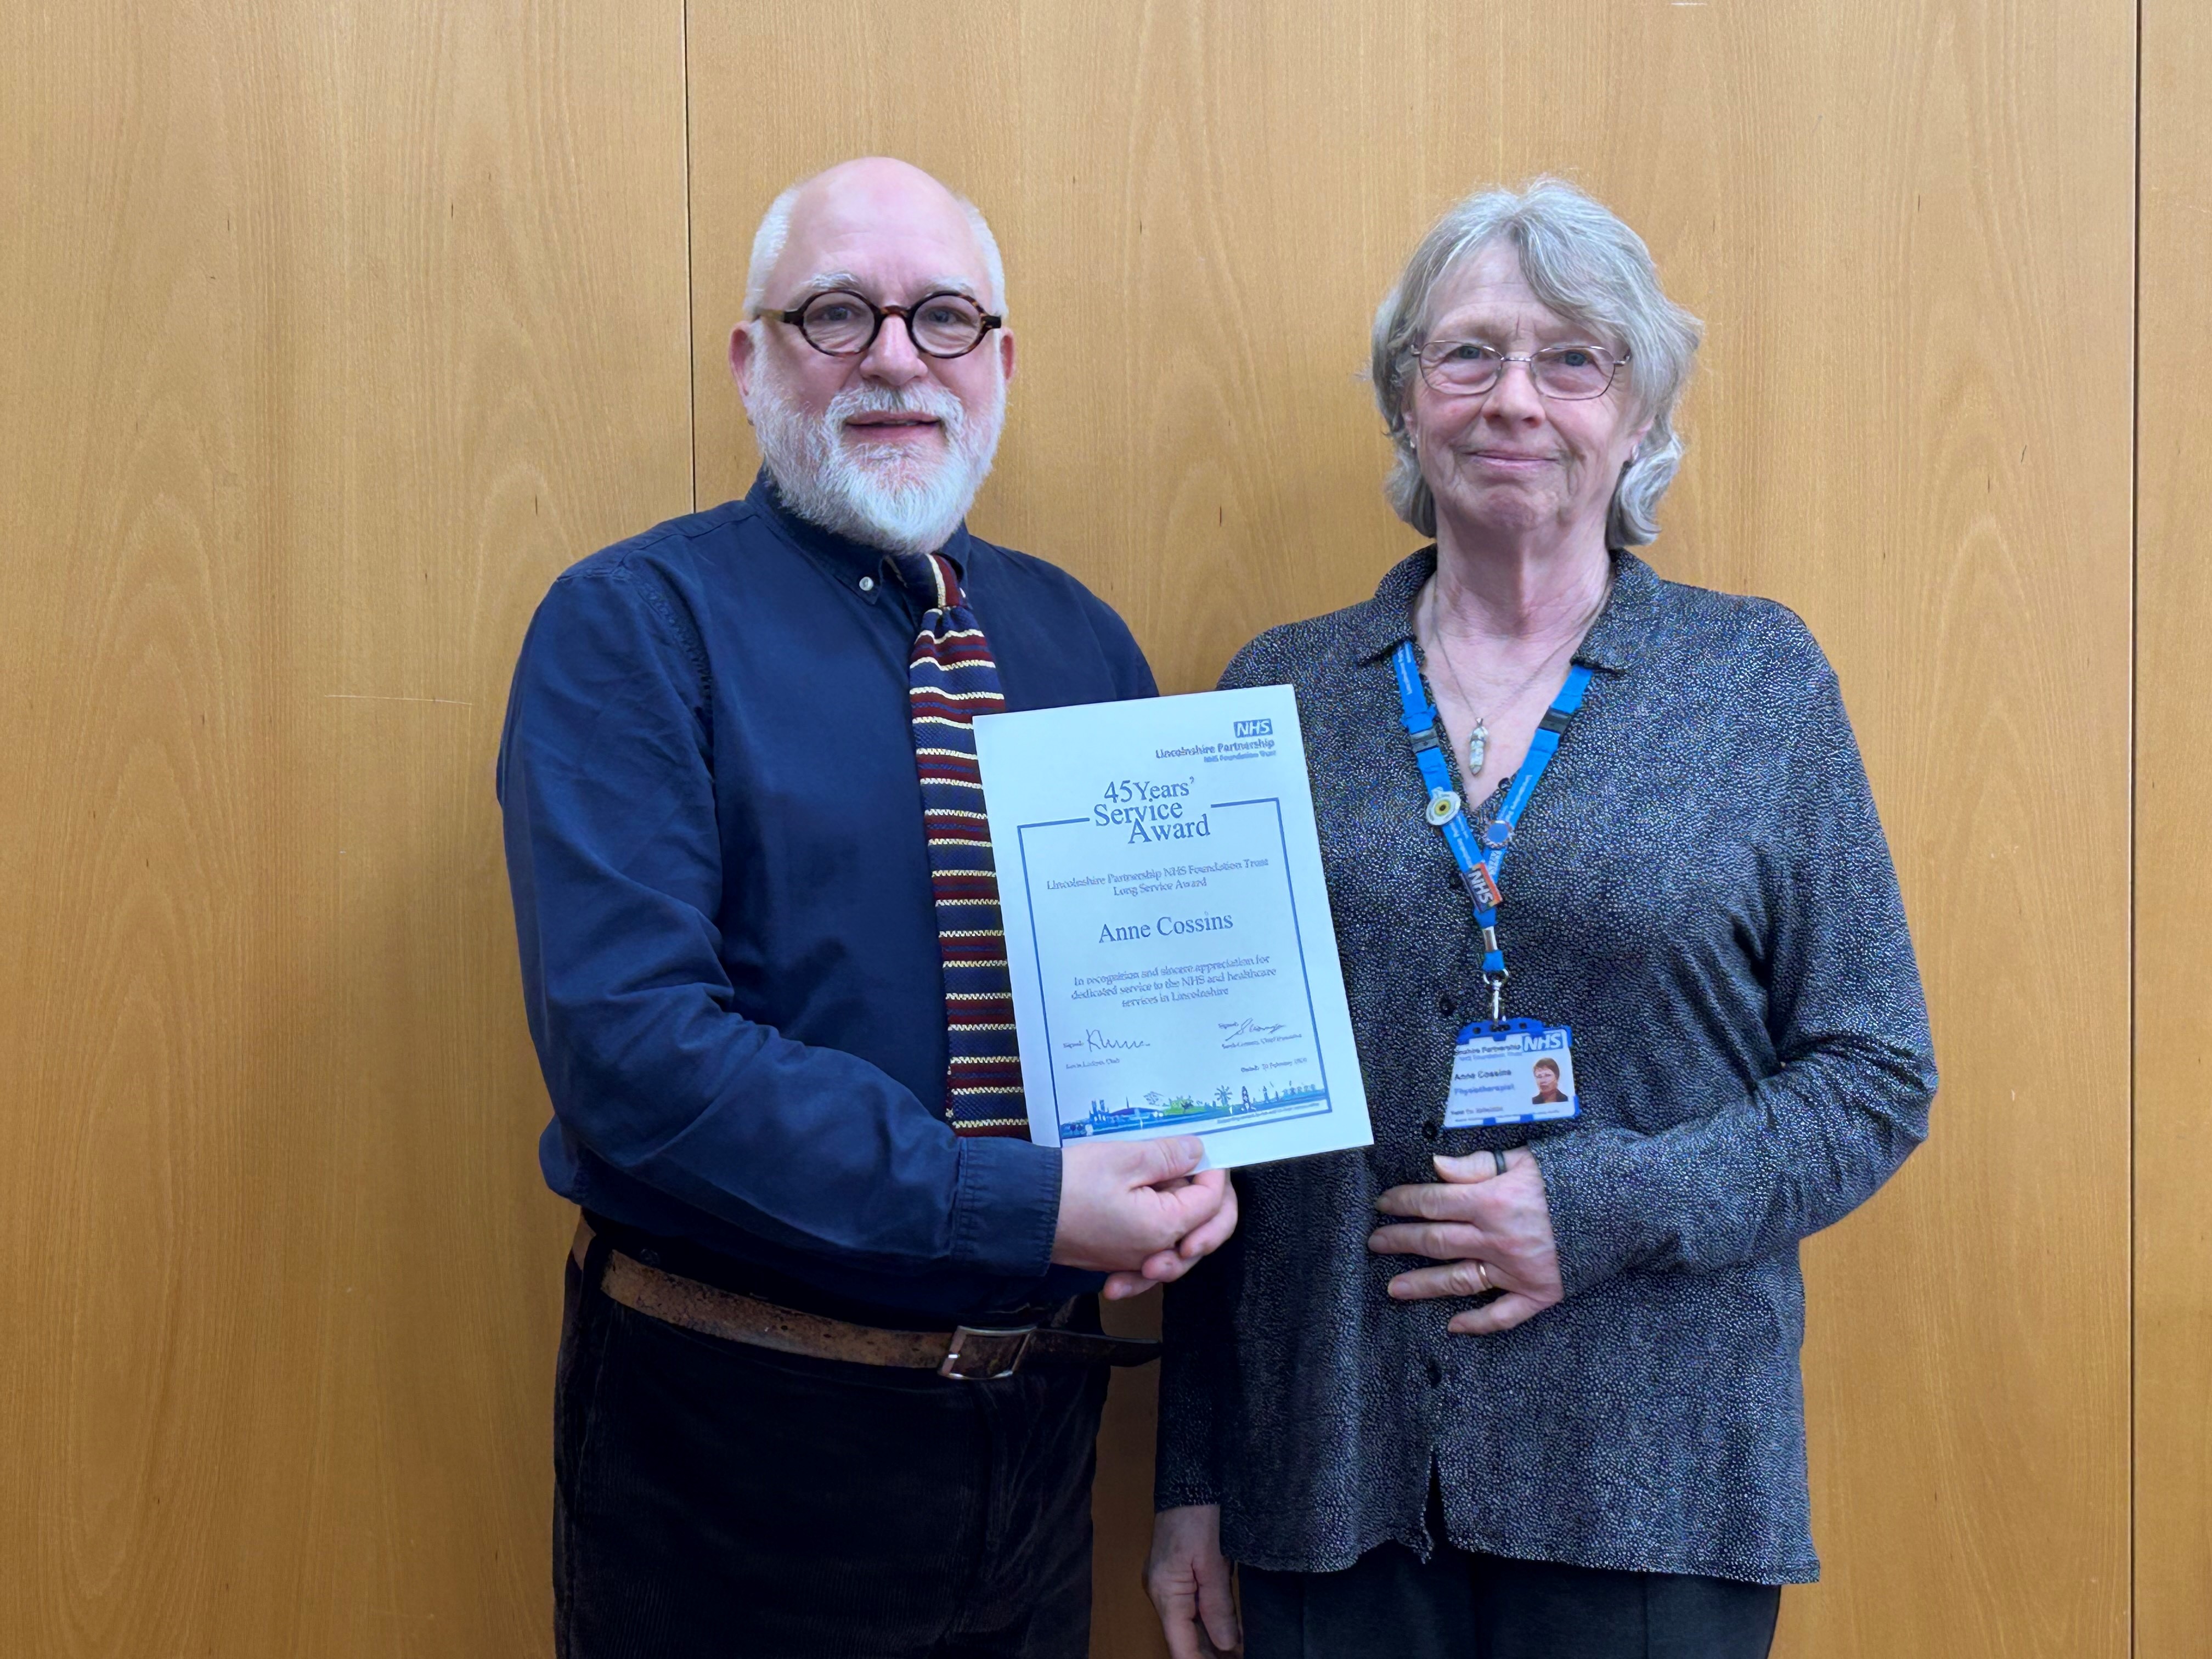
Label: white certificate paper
xmin=972 ymin=685 xmax=1372 ymax=1169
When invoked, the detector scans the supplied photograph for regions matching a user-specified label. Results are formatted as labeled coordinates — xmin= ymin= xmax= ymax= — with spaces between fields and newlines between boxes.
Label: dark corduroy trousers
xmin=552 ymin=1243 xmax=1107 ymax=1659
xmin=1241 ymin=1536 xmax=1781 ymax=1659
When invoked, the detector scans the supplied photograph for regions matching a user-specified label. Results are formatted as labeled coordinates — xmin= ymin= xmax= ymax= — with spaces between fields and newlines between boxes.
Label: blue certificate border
xmin=1013 ymin=797 xmax=1335 ymax=1139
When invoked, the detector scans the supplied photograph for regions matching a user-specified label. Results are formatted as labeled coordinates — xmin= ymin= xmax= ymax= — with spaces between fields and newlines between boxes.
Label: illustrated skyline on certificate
xmin=972 ymin=685 xmax=1372 ymax=1169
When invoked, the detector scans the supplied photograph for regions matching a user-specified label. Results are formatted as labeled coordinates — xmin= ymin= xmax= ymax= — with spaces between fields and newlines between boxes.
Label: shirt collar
xmin=1348 ymin=544 xmax=1659 ymax=674
xmin=746 ymin=468 xmax=974 ymax=588
xmin=1575 ymin=549 xmax=1657 ymax=672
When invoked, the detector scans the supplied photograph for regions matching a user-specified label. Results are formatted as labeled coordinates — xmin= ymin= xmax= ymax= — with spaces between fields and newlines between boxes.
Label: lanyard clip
xmin=1485 ymin=968 xmax=1509 ymax=1024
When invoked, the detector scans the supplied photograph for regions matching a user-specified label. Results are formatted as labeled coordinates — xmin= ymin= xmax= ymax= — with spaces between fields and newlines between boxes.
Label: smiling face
xmin=731 ymin=159 xmax=1015 ymax=554
xmin=1404 ymin=241 xmax=1649 ymax=553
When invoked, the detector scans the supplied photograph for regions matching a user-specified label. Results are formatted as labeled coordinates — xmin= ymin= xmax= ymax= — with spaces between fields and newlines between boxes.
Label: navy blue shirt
xmin=496 ymin=476 xmax=1158 ymax=1320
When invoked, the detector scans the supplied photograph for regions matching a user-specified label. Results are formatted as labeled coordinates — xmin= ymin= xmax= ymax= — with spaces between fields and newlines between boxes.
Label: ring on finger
xmin=1474 ymin=1260 xmax=1492 ymax=1293
xmin=1491 ymin=1148 xmax=1508 ymax=1177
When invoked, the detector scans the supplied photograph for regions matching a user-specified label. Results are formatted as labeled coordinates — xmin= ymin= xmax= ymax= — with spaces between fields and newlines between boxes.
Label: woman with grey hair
xmin=1143 ymin=179 xmax=1936 ymax=1658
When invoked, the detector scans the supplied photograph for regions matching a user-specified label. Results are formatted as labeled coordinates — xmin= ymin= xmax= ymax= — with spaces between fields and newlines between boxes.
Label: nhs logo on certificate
xmin=971 ymin=685 xmax=1373 ymax=1170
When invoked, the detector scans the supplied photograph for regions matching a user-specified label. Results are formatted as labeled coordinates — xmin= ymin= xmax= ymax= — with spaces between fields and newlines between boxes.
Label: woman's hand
xmin=1146 ymin=1503 xmax=1240 ymax=1657
xmin=1369 ymin=1149 xmax=1564 ymax=1334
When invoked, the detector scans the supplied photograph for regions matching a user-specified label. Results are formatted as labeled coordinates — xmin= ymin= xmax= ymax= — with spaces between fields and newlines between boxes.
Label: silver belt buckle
xmin=940 ymin=1324 xmax=1036 ymax=1380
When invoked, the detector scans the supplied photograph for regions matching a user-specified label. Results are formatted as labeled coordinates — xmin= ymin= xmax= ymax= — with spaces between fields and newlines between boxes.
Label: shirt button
xmin=858 ymin=575 xmax=876 ymax=592
xmin=1423 ymin=1119 xmax=1441 ymax=1139
xmin=1437 ymin=992 xmax=1457 ymax=1016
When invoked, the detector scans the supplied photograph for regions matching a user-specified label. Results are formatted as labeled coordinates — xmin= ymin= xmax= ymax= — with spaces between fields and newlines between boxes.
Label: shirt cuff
xmin=1528 ymin=1130 xmax=1650 ymax=1297
xmin=948 ymin=1136 xmax=1063 ymax=1280
xmin=1153 ymin=1475 xmax=1223 ymax=1511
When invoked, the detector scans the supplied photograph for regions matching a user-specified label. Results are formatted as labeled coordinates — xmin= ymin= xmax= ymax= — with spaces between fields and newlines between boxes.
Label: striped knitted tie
xmin=887 ymin=550 xmax=1029 ymax=1138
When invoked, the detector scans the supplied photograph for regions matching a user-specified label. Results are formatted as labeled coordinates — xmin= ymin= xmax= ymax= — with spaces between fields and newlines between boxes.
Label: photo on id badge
xmin=1443 ymin=1019 xmax=1579 ymax=1130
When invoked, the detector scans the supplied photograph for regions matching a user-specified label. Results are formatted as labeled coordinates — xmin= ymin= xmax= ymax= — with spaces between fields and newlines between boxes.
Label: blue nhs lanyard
xmin=1391 ymin=639 xmax=1592 ymax=1022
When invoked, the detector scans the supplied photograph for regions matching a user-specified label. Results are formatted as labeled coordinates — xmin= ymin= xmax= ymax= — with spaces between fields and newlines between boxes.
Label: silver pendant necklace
xmin=1419 ymin=578 xmax=1606 ymax=778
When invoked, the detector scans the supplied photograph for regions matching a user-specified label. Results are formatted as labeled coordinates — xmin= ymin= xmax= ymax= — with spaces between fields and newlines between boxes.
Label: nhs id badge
xmin=1443 ymin=1018 xmax=1579 ymax=1129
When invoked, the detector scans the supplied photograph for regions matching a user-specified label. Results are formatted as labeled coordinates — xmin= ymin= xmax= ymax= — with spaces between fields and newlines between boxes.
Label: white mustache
xmin=828 ymin=381 xmax=967 ymax=442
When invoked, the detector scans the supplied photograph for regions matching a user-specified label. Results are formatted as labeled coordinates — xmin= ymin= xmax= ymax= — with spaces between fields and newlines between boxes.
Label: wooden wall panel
xmin=2135 ymin=0 xmax=2212 ymax=1647
xmin=0 ymin=0 xmax=2147 ymax=1652
xmin=687 ymin=4 xmax=2134 ymax=1656
xmin=0 ymin=3 xmax=692 ymax=1654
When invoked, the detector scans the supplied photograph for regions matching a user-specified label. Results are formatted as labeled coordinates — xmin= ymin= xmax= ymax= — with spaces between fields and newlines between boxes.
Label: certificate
xmin=972 ymin=685 xmax=1372 ymax=1168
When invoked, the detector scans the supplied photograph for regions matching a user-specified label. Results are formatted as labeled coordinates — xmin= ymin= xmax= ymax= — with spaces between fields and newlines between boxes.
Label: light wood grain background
xmin=0 ymin=2 xmax=692 ymax=1652
xmin=0 ymin=0 xmax=2192 ymax=1654
xmin=2135 ymin=0 xmax=2212 ymax=1649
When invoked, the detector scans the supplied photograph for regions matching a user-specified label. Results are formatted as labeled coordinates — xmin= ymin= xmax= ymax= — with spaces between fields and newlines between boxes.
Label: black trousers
xmin=553 ymin=1243 xmax=1109 ymax=1659
xmin=1241 ymin=1538 xmax=1781 ymax=1659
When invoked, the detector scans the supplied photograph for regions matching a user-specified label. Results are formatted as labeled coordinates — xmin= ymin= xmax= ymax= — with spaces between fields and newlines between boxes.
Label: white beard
xmin=747 ymin=354 xmax=1006 ymax=556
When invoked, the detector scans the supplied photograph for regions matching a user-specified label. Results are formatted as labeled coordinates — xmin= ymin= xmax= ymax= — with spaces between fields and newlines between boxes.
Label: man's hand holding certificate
xmin=975 ymin=686 xmax=1372 ymax=1168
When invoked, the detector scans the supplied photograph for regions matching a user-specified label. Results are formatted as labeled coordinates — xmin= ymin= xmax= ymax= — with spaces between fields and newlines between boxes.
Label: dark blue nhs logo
xmin=1233 ymin=718 xmax=1274 ymax=738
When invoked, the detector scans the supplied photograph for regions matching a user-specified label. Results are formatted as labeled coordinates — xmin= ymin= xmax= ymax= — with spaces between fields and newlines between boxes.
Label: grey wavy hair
xmin=743 ymin=176 xmax=1007 ymax=315
xmin=1371 ymin=178 xmax=1703 ymax=547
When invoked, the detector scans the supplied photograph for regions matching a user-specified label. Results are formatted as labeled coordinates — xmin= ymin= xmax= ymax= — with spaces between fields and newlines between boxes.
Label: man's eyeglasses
xmin=759 ymin=289 xmax=1002 ymax=360
xmin=1415 ymin=340 xmax=1630 ymax=401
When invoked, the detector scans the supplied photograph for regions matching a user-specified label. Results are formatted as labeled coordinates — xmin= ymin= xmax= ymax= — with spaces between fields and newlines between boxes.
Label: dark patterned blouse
xmin=1156 ymin=547 xmax=1936 ymax=1585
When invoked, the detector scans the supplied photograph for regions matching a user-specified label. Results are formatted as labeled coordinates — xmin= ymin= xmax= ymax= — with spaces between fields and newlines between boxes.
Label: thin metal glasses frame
xmin=1413 ymin=341 xmax=1632 ymax=402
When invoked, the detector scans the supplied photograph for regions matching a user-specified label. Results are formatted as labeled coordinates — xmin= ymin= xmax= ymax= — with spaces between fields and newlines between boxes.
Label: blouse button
xmin=1423 ymin=1119 xmax=1441 ymax=1140
xmin=1437 ymin=992 xmax=1457 ymax=1016
xmin=858 ymin=575 xmax=876 ymax=592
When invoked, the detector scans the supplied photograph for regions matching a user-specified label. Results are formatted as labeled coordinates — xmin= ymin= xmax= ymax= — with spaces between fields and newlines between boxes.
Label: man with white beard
xmin=496 ymin=157 xmax=1238 ymax=1658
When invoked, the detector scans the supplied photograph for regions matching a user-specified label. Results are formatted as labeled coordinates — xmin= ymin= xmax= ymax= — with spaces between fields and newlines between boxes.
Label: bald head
xmin=745 ymin=157 xmax=1005 ymax=315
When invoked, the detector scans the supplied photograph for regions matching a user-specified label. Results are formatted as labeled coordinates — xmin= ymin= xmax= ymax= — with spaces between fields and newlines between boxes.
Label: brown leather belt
xmin=573 ymin=1221 xmax=1162 ymax=1380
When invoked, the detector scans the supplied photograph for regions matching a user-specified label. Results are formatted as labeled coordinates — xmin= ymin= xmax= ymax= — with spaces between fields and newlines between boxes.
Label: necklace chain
xmin=1418 ymin=574 xmax=1609 ymax=778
